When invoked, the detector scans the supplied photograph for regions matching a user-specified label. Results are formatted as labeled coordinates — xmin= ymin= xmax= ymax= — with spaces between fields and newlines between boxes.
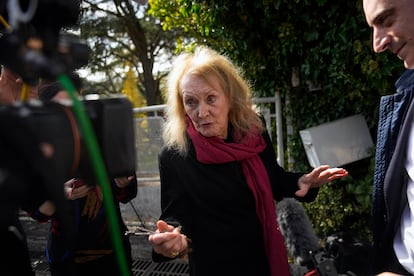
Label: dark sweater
xmin=154 ymin=127 xmax=317 ymax=276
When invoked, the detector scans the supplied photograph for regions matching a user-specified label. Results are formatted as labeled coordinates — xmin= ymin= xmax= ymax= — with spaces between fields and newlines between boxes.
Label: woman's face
xmin=181 ymin=73 xmax=230 ymax=139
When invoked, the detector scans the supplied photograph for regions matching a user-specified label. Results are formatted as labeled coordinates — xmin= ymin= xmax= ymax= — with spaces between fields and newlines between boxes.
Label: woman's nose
xmin=197 ymin=102 xmax=209 ymax=118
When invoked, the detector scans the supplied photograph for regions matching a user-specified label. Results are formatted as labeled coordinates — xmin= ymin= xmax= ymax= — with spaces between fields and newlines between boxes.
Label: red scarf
xmin=186 ymin=117 xmax=289 ymax=276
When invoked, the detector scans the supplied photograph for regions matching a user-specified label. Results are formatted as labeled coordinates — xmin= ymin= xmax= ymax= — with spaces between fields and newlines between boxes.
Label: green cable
xmin=58 ymin=74 xmax=131 ymax=276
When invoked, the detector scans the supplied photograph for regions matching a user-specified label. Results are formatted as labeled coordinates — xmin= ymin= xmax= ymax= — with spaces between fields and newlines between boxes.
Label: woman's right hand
xmin=148 ymin=220 xmax=189 ymax=258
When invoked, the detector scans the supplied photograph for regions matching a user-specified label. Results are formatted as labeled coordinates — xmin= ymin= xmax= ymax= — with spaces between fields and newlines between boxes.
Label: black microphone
xmin=276 ymin=197 xmax=320 ymax=266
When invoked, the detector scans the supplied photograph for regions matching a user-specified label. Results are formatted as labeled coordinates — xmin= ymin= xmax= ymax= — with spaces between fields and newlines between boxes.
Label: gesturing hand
xmin=295 ymin=165 xmax=348 ymax=197
xmin=148 ymin=220 xmax=190 ymax=258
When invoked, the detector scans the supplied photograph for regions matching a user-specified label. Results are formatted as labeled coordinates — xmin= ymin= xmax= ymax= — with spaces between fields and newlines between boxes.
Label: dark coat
xmin=372 ymin=69 xmax=414 ymax=275
xmin=154 ymin=126 xmax=318 ymax=276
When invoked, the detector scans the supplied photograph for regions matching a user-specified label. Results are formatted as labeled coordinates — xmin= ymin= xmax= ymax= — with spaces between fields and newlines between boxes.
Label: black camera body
xmin=0 ymin=95 xmax=136 ymax=224
xmin=2 ymin=96 xmax=137 ymax=183
xmin=0 ymin=0 xmax=137 ymax=217
xmin=0 ymin=0 xmax=136 ymax=182
xmin=79 ymin=95 xmax=137 ymax=181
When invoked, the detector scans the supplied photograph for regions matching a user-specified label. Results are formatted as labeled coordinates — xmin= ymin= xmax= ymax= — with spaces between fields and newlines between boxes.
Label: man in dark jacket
xmin=363 ymin=0 xmax=414 ymax=274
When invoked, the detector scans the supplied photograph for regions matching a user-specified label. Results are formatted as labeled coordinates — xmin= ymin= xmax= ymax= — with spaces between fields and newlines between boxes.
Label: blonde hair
xmin=162 ymin=46 xmax=264 ymax=155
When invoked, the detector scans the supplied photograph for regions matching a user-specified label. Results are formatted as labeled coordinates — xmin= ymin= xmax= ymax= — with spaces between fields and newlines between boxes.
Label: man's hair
xmin=38 ymin=73 xmax=82 ymax=101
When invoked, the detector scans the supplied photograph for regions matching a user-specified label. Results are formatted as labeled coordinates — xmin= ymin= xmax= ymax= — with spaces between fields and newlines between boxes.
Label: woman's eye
xmin=207 ymin=95 xmax=216 ymax=103
xmin=185 ymin=99 xmax=195 ymax=107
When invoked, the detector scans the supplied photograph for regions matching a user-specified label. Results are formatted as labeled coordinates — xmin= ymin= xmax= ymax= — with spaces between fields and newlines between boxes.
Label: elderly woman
xmin=148 ymin=46 xmax=348 ymax=276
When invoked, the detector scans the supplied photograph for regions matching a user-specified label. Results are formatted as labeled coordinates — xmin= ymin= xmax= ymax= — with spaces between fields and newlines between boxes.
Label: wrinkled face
xmin=181 ymin=73 xmax=230 ymax=139
xmin=363 ymin=0 xmax=414 ymax=68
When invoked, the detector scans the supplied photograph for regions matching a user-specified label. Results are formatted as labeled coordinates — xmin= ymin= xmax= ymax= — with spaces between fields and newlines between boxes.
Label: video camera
xmin=0 ymin=0 xmax=90 ymax=85
xmin=0 ymin=0 xmax=137 ymax=181
xmin=0 ymin=94 xmax=137 ymax=274
xmin=0 ymin=1 xmax=137 ymax=273
xmin=0 ymin=95 xmax=136 ymax=189
xmin=0 ymin=0 xmax=136 ymax=234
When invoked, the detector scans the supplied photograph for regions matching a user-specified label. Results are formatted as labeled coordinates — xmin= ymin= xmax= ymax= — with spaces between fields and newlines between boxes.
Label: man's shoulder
xmin=396 ymin=69 xmax=414 ymax=91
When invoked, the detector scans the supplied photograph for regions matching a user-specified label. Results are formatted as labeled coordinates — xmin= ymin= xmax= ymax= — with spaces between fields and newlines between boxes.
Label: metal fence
xmin=133 ymin=93 xmax=284 ymax=183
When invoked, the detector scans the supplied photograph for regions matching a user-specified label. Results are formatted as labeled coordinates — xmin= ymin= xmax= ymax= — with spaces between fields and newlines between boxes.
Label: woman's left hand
xmin=295 ymin=165 xmax=348 ymax=197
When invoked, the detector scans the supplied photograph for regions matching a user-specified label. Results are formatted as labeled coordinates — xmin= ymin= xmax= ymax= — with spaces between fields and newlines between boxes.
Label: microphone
xmin=276 ymin=197 xmax=320 ymax=266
